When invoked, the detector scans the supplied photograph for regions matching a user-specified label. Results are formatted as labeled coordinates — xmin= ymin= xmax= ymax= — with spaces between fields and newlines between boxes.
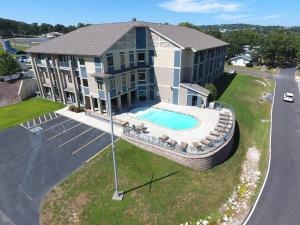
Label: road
xmin=0 ymin=115 xmax=112 ymax=225
xmin=247 ymin=67 xmax=300 ymax=225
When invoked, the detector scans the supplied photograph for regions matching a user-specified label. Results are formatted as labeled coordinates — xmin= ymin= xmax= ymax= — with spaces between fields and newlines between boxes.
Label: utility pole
xmin=107 ymin=91 xmax=124 ymax=201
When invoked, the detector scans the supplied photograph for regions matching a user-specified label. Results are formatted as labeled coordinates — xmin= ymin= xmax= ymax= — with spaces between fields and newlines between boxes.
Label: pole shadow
xmin=122 ymin=171 xmax=179 ymax=195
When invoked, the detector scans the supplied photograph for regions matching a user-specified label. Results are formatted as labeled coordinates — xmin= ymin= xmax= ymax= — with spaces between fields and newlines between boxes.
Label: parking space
xmin=0 ymin=115 xmax=114 ymax=225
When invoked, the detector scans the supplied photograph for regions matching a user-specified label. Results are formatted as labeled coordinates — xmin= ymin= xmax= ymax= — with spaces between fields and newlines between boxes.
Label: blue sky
xmin=2 ymin=0 xmax=300 ymax=26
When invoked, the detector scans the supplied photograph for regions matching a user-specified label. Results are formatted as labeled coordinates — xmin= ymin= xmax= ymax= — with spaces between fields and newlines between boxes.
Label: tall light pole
xmin=107 ymin=91 xmax=124 ymax=201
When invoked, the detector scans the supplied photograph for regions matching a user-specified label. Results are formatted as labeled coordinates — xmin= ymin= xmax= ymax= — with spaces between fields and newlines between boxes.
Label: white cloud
xmin=217 ymin=13 xmax=249 ymax=21
xmin=159 ymin=0 xmax=243 ymax=13
xmin=261 ymin=14 xmax=280 ymax=20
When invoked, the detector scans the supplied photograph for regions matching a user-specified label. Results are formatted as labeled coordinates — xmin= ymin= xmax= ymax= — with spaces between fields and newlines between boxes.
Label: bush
xmin=74 ymin=106 xmax=84 ymax=113
xmin=204 ymin=83 xmax=218 ymax=101
xmin=246 ymin=62 xmax=254 ymax=67
xmin=0 ymin=50 xmax=22 ymax=77
xmin=68 ymin=105 xmax=76 ymax=112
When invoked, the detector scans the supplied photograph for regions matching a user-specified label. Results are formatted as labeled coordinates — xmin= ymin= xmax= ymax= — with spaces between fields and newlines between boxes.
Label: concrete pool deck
xmin=116 ymin=102 xmax=220 ymax=145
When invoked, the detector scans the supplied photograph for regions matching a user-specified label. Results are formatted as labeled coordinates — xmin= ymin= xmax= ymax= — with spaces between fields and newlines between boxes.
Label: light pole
xmin=107 ymin=91 xmax=124 ymax=201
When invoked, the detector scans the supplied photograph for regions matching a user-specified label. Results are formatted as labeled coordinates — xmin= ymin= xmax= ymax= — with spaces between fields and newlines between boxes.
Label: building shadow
xmin=228 ymin=120 xmax=240 ymax=159
xmin=123 ymin=171 xmax=179 ymax=195
xmin=215 ymin=74 xmax=236 ymax=99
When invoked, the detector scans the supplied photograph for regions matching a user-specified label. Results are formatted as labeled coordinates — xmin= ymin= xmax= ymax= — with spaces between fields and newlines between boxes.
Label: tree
xmin=259 ymin=30 xmax=296 ymax=67
xmin=205 ymin=83 xmax=218 ymax=101
xmin=0 ymin=51 xmax=22 ymax=78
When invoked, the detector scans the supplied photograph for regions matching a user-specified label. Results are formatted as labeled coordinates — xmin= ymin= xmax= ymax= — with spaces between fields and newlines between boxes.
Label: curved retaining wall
xmin=123 ymin=121 xmax=236 ymax=170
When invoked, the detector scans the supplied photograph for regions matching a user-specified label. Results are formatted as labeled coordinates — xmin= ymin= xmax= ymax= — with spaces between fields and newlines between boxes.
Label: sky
xmin=1 ymin=0 xmax=299 ymax=26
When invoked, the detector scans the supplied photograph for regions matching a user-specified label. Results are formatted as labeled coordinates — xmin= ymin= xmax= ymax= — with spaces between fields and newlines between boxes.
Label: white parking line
xmin=49 ymin=113 xmax=53 ymax=120
xmin=27 ymin=121 xmax=30 ymax=128
xmin=58 ymin=127 xmax=93 ymax=148
xmin=72 ymin=133 xmax=106 ymax=155
xmin=39 ymin=117 xmax=42 ymax=124
xmin=20 ymin=123 xmax=26 ymax=128
xmin=47 ymin=123 xmax=82 ymax=140
xmin=33 ymin=119 xmax=36 ymax=126
xmin=44 ymin=114 xmax=47 ymax=121
xmin=37 ymin=119 xmax=72 ymax=134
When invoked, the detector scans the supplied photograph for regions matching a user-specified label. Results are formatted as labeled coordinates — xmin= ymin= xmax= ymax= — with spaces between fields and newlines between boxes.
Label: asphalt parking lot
xmin=0 ymin=113 xmax=113 ymax=225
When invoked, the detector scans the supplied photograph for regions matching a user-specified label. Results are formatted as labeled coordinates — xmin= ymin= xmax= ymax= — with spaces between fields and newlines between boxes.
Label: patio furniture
xmin=215 ymin=127 xmax=226 ymax=132
xmin=192 ymin=142 xmax=202 ymax=150
xmin=168 ymin=139 xmax=177 ymax=147
xmin=180 ymin=142 xmax=188 ymax=151
xmin=210 ymin=130 xmax=220 ymax=137
xmin=200 ymin=139 xmax=211 ymax=146
xmin=206 ymin=135 xmax=217 ymax=141
xmin=159 ymin=135 xmax=169 ymax=142
xmin=220 ymin=112 xmax=231 ymax=117
xmin=132 ymin=124 xmax=142 ymax=134
xmin=217 ymin=123 xmax=227 ymax=128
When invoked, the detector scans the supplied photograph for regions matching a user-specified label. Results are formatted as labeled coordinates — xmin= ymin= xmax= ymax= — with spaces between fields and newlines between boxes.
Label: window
xmin=137 ymin=52 xmax=145 ymax=62
xmin=58 ymin=55 xmax=69 ymax=62
xmin=107 ymin=55 xmax=114 ymax=66
xmin=67 ymin=74 xmax=72 ymax=83
xmin=122 ymin=74 xmax=127 ymax=86
xmin=130 ymin=73 xmax=135 ymax=82
xmin=138 ymin=72 xmax=146 ymax=81
xmin=82 ymin=79 xmax=89 ymax=87
xmin=129 ymin=51 xmax=134 ymax=62
xmin=120 ymin=53 xmax=125 ymax=65
xmin=94 ymin=57 xmax=101 ymax=64
xmin=79 ymin=57 xmax=85 ymax=66
xmin=97 ymin=79 xmax=104 ymax=90
xmin=109 ymin=78 xmax=115 ymax=89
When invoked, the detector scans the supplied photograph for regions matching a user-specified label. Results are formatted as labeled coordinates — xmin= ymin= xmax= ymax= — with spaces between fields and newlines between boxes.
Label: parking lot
xmin=0 ymin=114 xmax=113 ymax=225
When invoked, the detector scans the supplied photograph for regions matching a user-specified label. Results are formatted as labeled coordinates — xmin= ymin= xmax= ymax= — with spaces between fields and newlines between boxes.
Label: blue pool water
xmin=134 ymin=107 xmax=198 ymax=130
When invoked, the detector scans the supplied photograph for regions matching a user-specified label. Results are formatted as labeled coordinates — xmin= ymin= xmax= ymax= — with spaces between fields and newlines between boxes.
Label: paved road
xmin=0 ymin=115 xmax=113 ymax=225
xmin=247 ymin=67 xmax=300 ymax=225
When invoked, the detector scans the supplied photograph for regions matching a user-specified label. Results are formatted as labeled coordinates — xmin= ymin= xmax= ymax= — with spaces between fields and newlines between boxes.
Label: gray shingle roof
xmin=180 ymin=82 xmax=211 ymax=96
xmin=27 ymin=21 xmax=228 ymax=56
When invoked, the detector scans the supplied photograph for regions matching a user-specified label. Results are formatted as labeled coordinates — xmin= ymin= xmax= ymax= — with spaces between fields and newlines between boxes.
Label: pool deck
xmin=116 ymin=102 xmax=220 ymax=145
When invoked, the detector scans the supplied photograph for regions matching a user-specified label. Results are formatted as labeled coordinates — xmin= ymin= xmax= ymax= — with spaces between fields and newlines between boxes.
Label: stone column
xmin=117 ymin=95 xmax=122 ymax=111
xmin=69 ymin=60 xmax=80 ymax=107
xmin=51 ymin=56 xmax=63 ymax=102
xmin=31 ymin=57 xmax=45 ymax=98
xmin=54 ymin=59 xmax=67 ymax=104
xmin=45 ymin=60 xmax=56 ymax=101
xmin=97 ymin=98 xmax=102 ymax=114
xmin=89 ymin=97 xmax=95 ymax=112
xmin=127 ymin=91 xmax=131 ymax=106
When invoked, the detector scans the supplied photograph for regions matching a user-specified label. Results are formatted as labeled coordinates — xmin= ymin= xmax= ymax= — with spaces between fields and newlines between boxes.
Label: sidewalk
xmin=55 ymin=107 xmax=123 ymax=136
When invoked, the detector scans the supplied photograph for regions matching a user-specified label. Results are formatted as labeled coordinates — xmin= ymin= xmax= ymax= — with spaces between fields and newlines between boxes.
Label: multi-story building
xmin=27 ymin=21 xmax=228 ymax=114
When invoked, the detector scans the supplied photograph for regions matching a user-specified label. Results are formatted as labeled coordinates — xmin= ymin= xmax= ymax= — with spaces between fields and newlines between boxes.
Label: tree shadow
xmin=215 ymin=74 xmax=236 ymax=99
xmin=123 ymin=171 xmax=179 ymax=195
xmin=228 ymin=120 xmax=240 ymax=159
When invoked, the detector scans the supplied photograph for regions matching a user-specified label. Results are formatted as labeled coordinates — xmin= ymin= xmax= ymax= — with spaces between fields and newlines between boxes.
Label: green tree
xmin=205 ymin=83 xmax=218 ymax=101
xmin=0 ymin=51 xmax=22 ymax=78
xmin=259 ymin=30 xmax=296 ymax=67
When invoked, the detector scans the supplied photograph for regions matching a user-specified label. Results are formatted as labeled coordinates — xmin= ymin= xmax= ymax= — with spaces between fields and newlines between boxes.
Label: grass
xmin=40 ymin=74 xmax=274 ymax=225
xmin=226 ymin=64 xmax=279 ymax=75
xmin=0 ymin=97 xmax=64 ymax=131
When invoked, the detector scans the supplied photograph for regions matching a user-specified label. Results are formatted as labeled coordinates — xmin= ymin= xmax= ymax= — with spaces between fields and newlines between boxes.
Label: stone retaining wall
xmin=122 ymin=122 xmax=236 ymax=170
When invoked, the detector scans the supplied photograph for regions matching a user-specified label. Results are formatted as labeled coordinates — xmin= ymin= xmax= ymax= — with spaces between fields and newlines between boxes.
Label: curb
xmin=242 ymin=80 xmax=276 ymax=225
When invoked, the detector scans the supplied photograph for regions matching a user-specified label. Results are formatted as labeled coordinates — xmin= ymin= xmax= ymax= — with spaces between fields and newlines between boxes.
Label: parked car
xmin=227 ymin=70 xmax=237 ymax=75
xmin=17 ymin=55 xmax=31 ymax=63
xmin=283 ymin=92 xmax=294 ymax=102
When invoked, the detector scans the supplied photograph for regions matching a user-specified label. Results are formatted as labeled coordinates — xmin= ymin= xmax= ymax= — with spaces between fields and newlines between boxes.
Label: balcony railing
xmin=36 ymin=59 xmax=46 ymax=67
xmin=81 ymin=86 xmax=90 ymax=96
xmin=58 ymin=61 xmax=70 ymax=69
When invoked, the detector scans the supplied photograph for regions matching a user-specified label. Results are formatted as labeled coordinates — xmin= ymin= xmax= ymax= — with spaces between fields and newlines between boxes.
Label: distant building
xmin=27 ymin=21 xmax=228 ymax=113
xmin=230 ymin=55 xmax=252 ymax=66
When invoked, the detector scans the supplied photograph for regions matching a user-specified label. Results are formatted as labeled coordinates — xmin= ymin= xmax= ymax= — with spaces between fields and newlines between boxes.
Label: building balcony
xmin=81 ymin=86 xmax=90 ymax=96
xmin=36 ymin=59 xmax=46 ymax=67
xmin=58 ymin=61 xmax=70 ymax=70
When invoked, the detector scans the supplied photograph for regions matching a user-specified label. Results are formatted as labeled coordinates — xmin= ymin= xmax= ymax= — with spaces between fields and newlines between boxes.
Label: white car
xmin=283 ymin=92 xmax=294 ymax=102
xmin=227 ymin=70 xmax=237 ymax=75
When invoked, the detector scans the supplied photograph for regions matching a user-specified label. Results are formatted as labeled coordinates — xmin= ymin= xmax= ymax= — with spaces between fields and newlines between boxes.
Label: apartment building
xmin=27 ymin=21 xmax=228 ymax=114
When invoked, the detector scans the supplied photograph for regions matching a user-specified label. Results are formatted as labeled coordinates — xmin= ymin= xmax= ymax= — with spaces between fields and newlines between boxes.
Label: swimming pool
xmin=130 ymin=107 xmax=199 ymax=130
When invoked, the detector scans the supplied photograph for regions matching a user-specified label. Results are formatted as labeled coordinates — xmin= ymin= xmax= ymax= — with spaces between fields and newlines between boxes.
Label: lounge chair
xmin=132 ymin=124 xmax=142 ymax=134
xmin=192 ymin=142 xmax=202 ymax=151
xmin=220 ymin=112 xmax=231 ymax=117
xmin=210 ymin=130 xmax=220 ymax=137
xmin=180 ymin=142 xmax=188 ymax=151
xmin=200 ymin=139 xmax=211 ymax=146
xmin=159 ymin=135 xmax=169 ymax=142
xmin=206 ymin=135 xmax=217 ymax=141
xmin=217 ymin=123 xmax=227 ymax=128
xmin=215 ymin=127 xmax=226 ymax=132
xmin=168 ymin=139 xmax=177 ymax=147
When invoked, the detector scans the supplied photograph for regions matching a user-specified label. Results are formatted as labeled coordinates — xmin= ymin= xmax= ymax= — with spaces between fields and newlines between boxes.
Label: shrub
xmin=68 ymin=105 xmax=76 ymax=112
xmin=246 ymin=62 xmax=254 ymax=67
xmin=205 ymin=83 xmax=218 ymax=101
xmin=74 ymin=106 xmax=84 ymax=113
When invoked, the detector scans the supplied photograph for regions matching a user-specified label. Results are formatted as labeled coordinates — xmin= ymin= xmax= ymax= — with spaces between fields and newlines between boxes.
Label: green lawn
xmin=41 ymin=74 xmax=273 ymax=225
xmin=0 ymin=97 xmax=64 ymax=131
